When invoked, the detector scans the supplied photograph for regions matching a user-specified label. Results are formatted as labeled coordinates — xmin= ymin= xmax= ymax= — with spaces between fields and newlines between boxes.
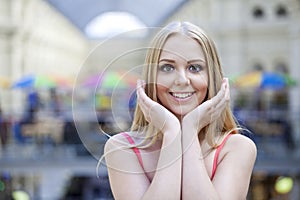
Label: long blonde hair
xmin=131 ymin=21 xmax=238 ymax=148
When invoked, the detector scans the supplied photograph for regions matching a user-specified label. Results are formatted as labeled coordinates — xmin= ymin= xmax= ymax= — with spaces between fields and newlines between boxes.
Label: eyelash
xmin=159 ymin=64 xmax=174 ymax=72
xmin=158 ymin=64 xmax=203 ymax=73
xmin=188 ymin=64 xmax=203 ymax=73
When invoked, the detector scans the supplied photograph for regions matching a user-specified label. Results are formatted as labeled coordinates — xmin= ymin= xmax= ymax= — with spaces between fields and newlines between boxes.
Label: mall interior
xmin=0 ymin=0 xmax=300 ymax=199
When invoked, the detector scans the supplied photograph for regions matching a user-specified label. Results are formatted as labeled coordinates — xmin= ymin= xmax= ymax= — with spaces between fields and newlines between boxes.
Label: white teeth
xmin=171 ymin=92 xmax=193 ymax=99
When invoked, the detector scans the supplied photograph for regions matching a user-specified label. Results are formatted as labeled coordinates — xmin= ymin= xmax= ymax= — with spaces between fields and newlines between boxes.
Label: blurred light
xmin=12 ymin=190 xmax=30 ymax=200
xmin=275 ymin=176 xmax=293 ymax=194
xmin=0 ymin=180 xmax=5 ymax=192
xmin=85 ymin=11 xmax=147 ymax=38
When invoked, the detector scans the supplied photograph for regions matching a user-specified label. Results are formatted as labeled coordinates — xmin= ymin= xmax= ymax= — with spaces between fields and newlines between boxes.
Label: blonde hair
xmin=131 ymin=21 xmax=238 ymax=148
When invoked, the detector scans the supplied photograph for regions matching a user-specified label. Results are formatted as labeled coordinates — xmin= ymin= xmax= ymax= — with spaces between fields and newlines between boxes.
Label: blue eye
xmin=188 ymin=64 xmax=203 ymax=73
xmin=159 ymin=64 xmax=174 ymax=72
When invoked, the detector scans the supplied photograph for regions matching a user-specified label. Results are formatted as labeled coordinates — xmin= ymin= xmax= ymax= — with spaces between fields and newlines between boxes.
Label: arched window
xmin=85 ymin=12 xmax=147 ymax=38
xmin=275 ymin=5 xmax=288 ymax=18
xmin=274 ymin=62 xmax=288 ymax=74
xmin=252 ymin=6 xmax=265 ymax=19
xmin=253 ymin=63 xmax=264 ymax=71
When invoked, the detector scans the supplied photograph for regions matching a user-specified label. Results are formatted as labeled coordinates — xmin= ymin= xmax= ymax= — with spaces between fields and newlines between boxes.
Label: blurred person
xmin=22 ymin=90 xmax=41 ymax=123
xmin=0 ymin=107 xmax=9 ymax=149
xmin=11 ymin=90 xmax=42 ymax=144
xmin=103 ymin=21 xmax=257 ymax=199
xmin=49 ymin=88 xmax=62 ymax=116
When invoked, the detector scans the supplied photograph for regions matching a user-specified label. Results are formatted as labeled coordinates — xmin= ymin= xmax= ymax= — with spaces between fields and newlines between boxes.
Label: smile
xmin=170 ymin=92 xmax=195 ymax=99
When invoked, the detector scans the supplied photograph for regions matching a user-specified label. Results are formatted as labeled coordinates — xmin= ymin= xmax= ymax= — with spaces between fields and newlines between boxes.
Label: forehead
xmin=160 ymin=33 xmax=205 ymax=61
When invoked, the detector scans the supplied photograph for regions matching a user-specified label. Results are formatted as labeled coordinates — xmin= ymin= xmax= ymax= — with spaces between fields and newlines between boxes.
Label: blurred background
xmin=0 ymin=0 xmax=300 ymax=199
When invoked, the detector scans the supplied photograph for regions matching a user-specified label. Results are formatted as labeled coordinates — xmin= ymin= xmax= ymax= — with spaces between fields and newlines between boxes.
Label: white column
xmin=289 ymin=24 xmax=300 ymax=147
xmin=10 ymin=0 xmax=25 ymax=116
xmin=0 ymin=0 xmax=13 ymax=113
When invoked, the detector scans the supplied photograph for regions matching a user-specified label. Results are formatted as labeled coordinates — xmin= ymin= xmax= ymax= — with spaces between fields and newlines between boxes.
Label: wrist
xmin=162 ymin=128 xmax=181 ymax=146
xmin=163 ymin=125 xmax=181 ymax=137
xmin=163 ymin=119 xmax=181 ymax=133
xmin=182 ymin=118 xmax=196 ymax=131
xmin=181 ymin=120 xmax=199 ymax=147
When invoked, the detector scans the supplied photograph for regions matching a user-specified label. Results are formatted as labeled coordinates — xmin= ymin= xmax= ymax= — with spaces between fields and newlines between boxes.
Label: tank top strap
xmin=211 ymin=134 xmax=232 ymax=180
xmin=121 ymin=132 xmax=145 ymax=171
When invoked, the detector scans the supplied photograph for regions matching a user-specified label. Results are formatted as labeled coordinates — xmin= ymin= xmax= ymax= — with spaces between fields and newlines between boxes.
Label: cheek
xmin=156 ymin=73 xmax=174 ymax=88
xmin=199 ymin=79 xmax=209 ymax=90
xmin=156 ymin=84 xmax=169 ymax=106
xmin=156 ymin=84 xmax=169 ymax=98
xmin=193 ymin=74 xmax=209 ymax=89
xmin=193 ymin=76 xmax=209 ymax=102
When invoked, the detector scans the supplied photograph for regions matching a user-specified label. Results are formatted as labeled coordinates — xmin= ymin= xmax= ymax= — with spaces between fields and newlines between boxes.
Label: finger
xmin=136 ymin=80 xmax=146 ymax=98
xmin=224 ymin=78 xmax=230 ymax=101
xmin=210 ymin=82 xmax=226 ymax=107
xmin=214 ymin=99 xmax=227 ymax=115
xmin=212 ymin=85 xmax=230 ymax=120
xmin=136 ymin=80 xmax=149 ymax=114
xmin=136 ymin=80 xmax=156 ymax=121
xmin=216 ymin=78 xmax=230 ymax=108
xmin=136 ymin=80 xmax=150 ymax=106
xmin=210 ymin=80 xmax=231 ymax=114
xmin=214 ymin=91 xmax=229 ymax=112
xmin=137 ymin=80 xmax=149 ymax=102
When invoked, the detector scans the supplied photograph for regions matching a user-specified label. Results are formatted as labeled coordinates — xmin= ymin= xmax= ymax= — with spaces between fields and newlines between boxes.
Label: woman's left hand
xmin=182 ymin=78 xmax=230 ymax=134
xmin=136 ymin=79 xmax=180 ymax=133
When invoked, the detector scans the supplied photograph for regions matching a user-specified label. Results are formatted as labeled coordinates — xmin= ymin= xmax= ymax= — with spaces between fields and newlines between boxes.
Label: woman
xmin=104 ymin=21 xmax=257 ymax=200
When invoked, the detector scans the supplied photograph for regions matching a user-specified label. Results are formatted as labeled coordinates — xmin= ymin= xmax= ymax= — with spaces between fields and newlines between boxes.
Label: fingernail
xmin=223 ymin=78 xmax=228 ymax=86
xmin=138 ymin=79 xmax=143 ymax=84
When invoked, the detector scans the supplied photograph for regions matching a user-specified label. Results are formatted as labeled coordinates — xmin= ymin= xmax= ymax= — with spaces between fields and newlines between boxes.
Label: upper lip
xmin=169 ymin=91 xmax=195 ymax=94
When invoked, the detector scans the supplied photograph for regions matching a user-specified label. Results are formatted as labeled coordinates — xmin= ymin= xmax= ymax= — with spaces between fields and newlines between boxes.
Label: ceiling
xmin=46 ymin=0 xmax=188 ymax=38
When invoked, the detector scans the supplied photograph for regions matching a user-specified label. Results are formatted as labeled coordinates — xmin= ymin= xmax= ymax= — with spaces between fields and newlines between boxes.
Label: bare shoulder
xmin=228 ymin=134 xmax=256 ymax=149
xmin=225 ymin=134 xmax=257 ymax=159
xmin=104 ymin=132 xmax=132 ymax=153
xmin=104 ymin=132 xmax=145 ymax=173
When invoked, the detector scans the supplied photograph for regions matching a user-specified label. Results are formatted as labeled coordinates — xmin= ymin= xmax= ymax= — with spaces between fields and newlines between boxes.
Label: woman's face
xmin=156 ymin=33 xmax=208 ymax=118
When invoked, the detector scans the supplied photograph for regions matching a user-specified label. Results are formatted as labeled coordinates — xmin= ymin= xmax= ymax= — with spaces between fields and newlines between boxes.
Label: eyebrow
xmin=158 ymin=58 xmax=206 ymax=63
xmin=187 ymin=59 xmax=206 ymax=64
xmin=158 ymin=58 xmax=175 ymax=63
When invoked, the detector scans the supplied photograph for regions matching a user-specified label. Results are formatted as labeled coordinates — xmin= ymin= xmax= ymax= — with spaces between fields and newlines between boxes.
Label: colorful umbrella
xmin=12 ymin=74 xmax=72 ymax=89
xmin=50 ymin=75 xmax=74 ymax=89
xmin=12 ymin=74 xmax=55 ymax=89
xmin=81 ymin=71 xmax=139 ymax=89
xmin=232 ymin=71 xmax=297 ymax=90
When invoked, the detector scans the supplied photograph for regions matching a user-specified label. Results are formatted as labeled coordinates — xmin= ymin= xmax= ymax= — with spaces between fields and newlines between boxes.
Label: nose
xmin=174 ymin=70 xmax=190 ymax=85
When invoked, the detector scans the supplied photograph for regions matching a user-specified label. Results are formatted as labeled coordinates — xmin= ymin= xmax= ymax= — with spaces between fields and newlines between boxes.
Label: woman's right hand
xmin=136 ymin=79 xmax=180 ymax=133
xmin=182 ymin=78 xmax=230 ymax=133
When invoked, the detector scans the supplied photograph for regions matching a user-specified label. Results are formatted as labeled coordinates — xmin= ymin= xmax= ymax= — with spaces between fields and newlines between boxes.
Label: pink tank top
xmin=122 ymin=132 xmax=231 ymax=180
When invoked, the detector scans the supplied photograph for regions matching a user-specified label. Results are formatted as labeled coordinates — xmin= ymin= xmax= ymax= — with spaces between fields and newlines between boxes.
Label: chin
xmin=170 ymin=107 xmax=194 ymax=118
